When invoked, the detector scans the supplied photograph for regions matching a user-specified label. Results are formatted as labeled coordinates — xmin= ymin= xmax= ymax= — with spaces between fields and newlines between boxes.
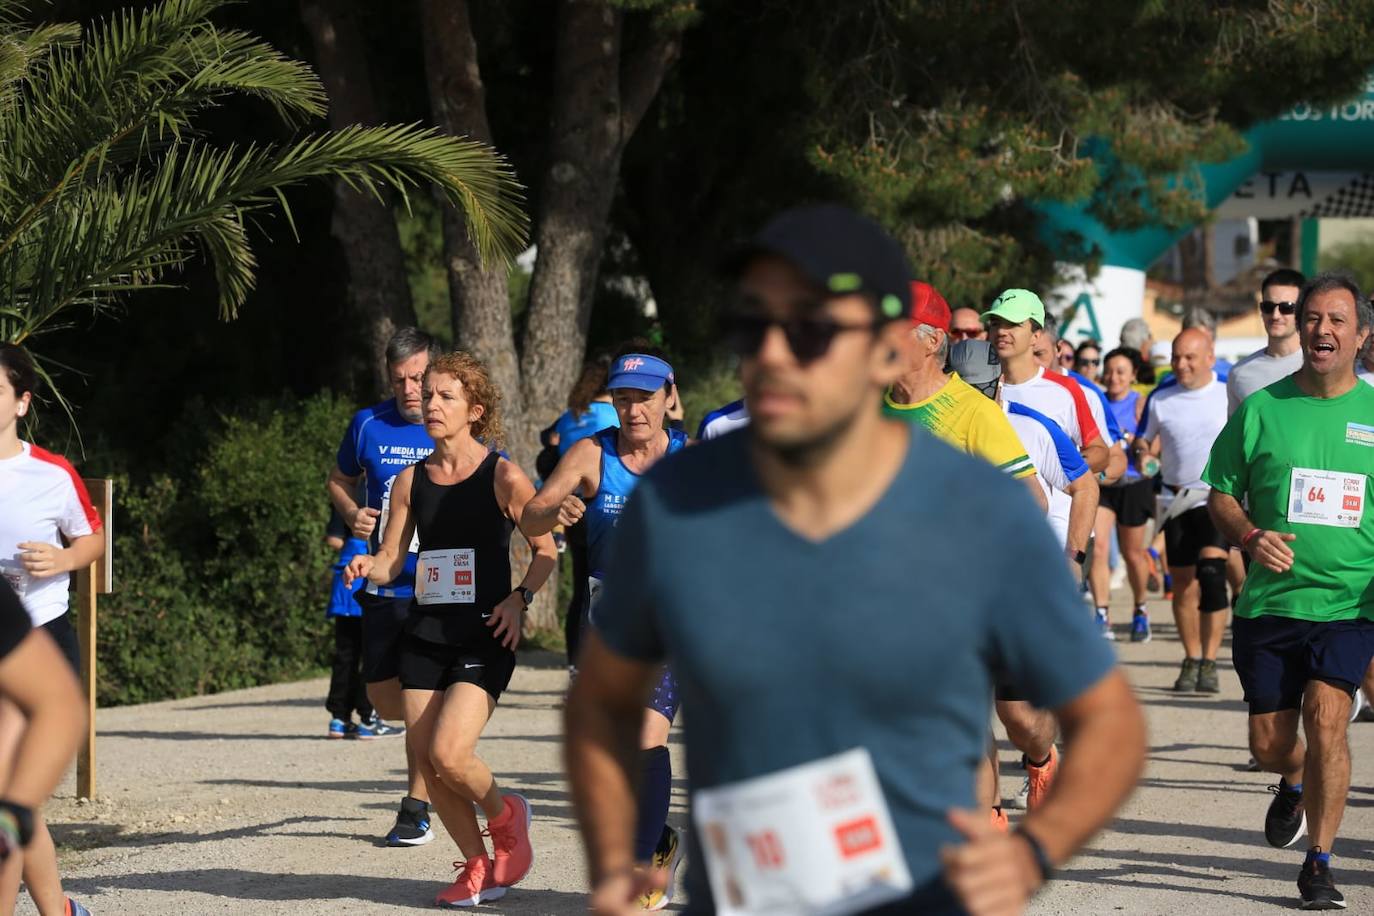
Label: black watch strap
xmin=514 ymin=586 xmax=534 ymax=606
xmin=0 ymin=800 xmax=34 ymax=847
xmin=1015 ymin=826 xmax=1054 ymax=884
xmin=1072 ymin=549 xmax=1087 ymax=566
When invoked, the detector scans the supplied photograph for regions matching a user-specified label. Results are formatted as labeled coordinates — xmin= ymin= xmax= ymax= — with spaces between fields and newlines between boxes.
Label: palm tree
xmin=0 ymin=0 xmax=527 ymax=403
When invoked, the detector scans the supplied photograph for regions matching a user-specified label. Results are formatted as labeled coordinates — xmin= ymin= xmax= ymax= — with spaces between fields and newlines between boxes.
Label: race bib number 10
xmin=692 ymin=748 xmax=913 ymax=915
xmin=416 ymin=548 xmax=476 ymax=605
xmin=1288 ymin=467 xmax=1365 ymax=528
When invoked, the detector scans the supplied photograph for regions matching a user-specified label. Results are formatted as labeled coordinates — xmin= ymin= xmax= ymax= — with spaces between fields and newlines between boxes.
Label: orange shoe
xmin=436 ymin=855 xmax=505 ymax=908
xmin=487 ymin=792 xmax=534 ymax=887
xmin=1026 ymin=746 xmax=1059 ymax=810
xmin=989 ymin=806 xmax=1009 ymax=833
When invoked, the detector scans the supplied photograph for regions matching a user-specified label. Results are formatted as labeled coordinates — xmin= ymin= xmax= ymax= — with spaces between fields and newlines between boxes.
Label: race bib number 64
xmin=416 ymin=548 xmax=476 ymax=605
xmin=1288 ymin=467 xmax=1365 ymax=528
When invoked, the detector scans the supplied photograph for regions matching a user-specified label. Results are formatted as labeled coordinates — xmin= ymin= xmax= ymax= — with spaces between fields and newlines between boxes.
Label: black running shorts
xmin=41 ymin=612 xmax=81 ymax=676
xmin=1099 ymin=478 xmax=1155 ymax=528
xmin=355 ymin=592 xmax=413 ymax=683
xmin=398 ymin=634 xmax=517 ymax=701
xmin=1162 ymin=505 xmax=1228 ymax=567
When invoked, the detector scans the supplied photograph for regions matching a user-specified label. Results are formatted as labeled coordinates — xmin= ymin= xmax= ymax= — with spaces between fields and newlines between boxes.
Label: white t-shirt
xmin=1358 ymin=365 xmax=1374 ymax=387
xmin=1227 ymin=346 xmax=1303 ymax=416
xmin=697 ymin=399 xmax=750 ymax=440
xmin=999 ymin=367 xmax=1100 ymax=448
xmin=0 ymin=442 xmax=101 ymax=625
xmin=1006 ymin=412 xmax=1071 ymax=547
xmin=1139 ymin=374 xmax=1228 ymax=491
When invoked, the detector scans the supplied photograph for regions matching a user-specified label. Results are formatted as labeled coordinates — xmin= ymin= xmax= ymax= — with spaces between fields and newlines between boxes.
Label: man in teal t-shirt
xmin=1204 ymin=271 xmax=1374 ymax=910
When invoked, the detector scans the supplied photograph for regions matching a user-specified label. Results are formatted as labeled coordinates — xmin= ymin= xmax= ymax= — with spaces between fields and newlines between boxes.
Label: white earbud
xmin=16 ymin=403 xmax=26 ymax=417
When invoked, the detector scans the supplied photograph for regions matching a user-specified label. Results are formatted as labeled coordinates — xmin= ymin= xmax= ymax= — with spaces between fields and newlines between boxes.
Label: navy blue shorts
xmin=1232 ymin=615 xmax=1374 ymax=715
xmin=354 ymin=592 xmax=414 ymax=683
xmin=648 ymin=668 xmax=680 ymax=723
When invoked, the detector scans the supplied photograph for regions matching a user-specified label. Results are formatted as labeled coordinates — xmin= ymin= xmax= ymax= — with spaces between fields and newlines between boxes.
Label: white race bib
xmin=415 ymin=548 xmax=476 ymax=605
xmin=0 ymin=559 xmax=25 ymax=599
xmin=692 ymin=748 xmax=912 ymax=916
xmin=1288 ymin=467 xmax=1365 ymax=528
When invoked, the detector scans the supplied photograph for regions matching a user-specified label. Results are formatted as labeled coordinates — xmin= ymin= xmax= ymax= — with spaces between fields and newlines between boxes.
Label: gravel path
xmin=23 ymin=592 xmax=1374 ymax=914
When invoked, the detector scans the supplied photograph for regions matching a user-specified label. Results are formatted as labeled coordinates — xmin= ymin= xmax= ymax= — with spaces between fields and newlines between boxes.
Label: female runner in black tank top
xmin=346 ymin=352 xmax=556 ymax=908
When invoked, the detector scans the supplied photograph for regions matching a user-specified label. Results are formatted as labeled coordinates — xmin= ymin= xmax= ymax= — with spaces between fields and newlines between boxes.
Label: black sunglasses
xmin=1260 ymin=300 xmax=1297 ymax=316
xmin=1076 ymin=357 xmax=1100 ymax=367
xmin=725 ymin=314 xmax=882 ymax=364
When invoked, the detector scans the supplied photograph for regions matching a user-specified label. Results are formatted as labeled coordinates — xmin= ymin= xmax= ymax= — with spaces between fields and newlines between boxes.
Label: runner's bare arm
xmin=521 ymin=438 xmax=600 ymax=536
xmin=1022 ymin=475 xmax=1049 ymax=514
xmin=0 ymin=631 xmax=86 ymax=810
xmin=566 ymin=633 xmax=662 ymax=910
xmin=344 ymin=465 xmax=417 ymax=587
xmin=1208 ymin=489 xmax=1295 ymax=574
xmin=1080 ymin=438 xmax=1108 ymax=474
xmin=17 ymin=529 xmax=103 ymax=579
xmin=1100 ymin=442 xmax=1127 ymax=486
xmin=327 ymin=465 xmax=378 ymax=539
xmin=1064 ymin=471 xmax=1100 ymax=556
xmin=489 ymin=459 xmax=560 ymax=650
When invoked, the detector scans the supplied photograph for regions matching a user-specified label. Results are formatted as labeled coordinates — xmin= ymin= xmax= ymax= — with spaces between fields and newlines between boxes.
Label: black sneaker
xmin=1265 ymin=779 xmax=1307 ymax=848
xmin=1298 ymin=854 xmax=1346 ymax=910
xmin=386 ymin=796 xmax=435 ymax=847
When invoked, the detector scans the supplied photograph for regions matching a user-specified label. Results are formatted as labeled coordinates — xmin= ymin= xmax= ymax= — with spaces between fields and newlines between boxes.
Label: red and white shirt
xmin=0 ymin=442 xmax=102 ymax=625
xmin=1001 ymin=367 xmax=1102 ymax=449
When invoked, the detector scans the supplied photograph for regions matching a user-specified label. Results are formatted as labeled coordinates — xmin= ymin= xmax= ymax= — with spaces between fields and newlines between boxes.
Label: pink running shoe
xmin=436 ymin=855 xmax=505 ymax=908
xmin=486 ymin=792 xmax=534 ymax=887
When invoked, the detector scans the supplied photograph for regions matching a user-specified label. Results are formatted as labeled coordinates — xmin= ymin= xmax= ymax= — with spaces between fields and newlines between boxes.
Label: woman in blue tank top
xmin=522 ymin=345 xmax=688 ymax=909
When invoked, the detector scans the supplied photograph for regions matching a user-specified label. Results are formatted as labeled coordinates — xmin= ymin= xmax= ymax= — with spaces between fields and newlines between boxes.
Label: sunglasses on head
xmin=725 ymin=313 xmax=883 ymax=364
xmin=1260 ymin=300 xmax=1297 ymax=316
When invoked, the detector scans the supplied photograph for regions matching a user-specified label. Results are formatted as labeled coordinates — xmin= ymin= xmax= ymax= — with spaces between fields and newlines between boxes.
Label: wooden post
xmin=76 ymin=479 xmax=112 ymax=800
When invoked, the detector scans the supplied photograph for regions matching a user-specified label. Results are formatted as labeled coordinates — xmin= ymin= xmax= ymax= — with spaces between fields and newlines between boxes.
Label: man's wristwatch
xmin=1071 ymin=549 xmax=1087 ymax=566
xmin=0 ymin=800 xmax=35 ymax=848
xmin=513 ymin=586 xmax=535 ymax=608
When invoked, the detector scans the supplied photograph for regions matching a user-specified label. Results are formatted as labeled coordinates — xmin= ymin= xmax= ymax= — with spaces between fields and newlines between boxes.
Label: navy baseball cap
xmin=608 ymin=353 xmax=674 ymax=392
xmin=724 ymin=204 xmax=914 ymax=320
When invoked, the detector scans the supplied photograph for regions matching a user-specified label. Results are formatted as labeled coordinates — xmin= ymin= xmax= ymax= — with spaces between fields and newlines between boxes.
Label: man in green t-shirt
xmin=1203 ymin=270 xmax=1374 ymax=911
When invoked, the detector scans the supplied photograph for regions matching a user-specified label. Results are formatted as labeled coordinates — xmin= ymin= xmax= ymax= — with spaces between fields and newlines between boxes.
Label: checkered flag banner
xmin=1300 ymin=173 xmax=1374 ymax=218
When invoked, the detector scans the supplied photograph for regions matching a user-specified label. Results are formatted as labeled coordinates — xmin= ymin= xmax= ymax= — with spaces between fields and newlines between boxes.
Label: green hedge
xmin=97 ymin=393 xmax=354 ymax=706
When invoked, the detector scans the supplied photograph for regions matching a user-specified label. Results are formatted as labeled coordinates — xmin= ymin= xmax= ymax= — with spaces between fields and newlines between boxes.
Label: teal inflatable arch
xmin=1042 ymin=77 xmax=1374 ymax=350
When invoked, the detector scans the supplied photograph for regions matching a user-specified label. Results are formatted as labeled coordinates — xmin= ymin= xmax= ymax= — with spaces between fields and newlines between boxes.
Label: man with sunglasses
xmin=1228 ymin=269 xmax=1306 ymax=417
xmin=883 ymin=281 xmax=1046 ymax=512
xmin=950 ymin=306 xmax=986 ymax=341
xmin=566 ymin=204 xmax=1145 ymax=916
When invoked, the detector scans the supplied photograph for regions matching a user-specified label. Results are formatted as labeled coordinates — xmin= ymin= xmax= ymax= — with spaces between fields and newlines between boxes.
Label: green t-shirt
xmin=1203 ymin=376 xmax=1374 ymax=622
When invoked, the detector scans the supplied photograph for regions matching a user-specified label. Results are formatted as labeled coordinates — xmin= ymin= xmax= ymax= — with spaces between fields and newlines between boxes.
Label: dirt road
xmin=24 ymin=594 xmax=1374 ymax=914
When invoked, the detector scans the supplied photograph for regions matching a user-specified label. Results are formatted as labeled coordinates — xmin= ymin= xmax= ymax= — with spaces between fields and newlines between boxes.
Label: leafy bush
xmin=96 ymin=393 xmax=355 ymax=706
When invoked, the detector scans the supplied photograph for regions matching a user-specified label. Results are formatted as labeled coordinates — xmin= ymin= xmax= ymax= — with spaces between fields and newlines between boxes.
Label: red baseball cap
xmin=910 ymin=281 xmax=951 ymax=332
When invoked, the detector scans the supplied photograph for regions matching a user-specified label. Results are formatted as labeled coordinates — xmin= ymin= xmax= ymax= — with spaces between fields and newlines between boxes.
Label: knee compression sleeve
xmin=634 ymin=746 xmax=672 ymax=861
xmin=1197 ymin=557 xmax=1228 ymax=613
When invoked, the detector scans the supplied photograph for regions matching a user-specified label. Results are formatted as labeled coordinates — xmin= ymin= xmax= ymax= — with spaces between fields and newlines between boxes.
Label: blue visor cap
xmin=608 ymin=353 xmax=674 ymax=392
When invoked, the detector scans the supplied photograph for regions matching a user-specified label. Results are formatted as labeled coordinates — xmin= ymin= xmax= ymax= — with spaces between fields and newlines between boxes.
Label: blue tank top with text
xmin=587 ymin=428 xmax=687 ymax=579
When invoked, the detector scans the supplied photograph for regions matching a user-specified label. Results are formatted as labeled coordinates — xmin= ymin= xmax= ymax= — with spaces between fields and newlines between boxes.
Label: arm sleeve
xmin=988 ymin=494 xmax=1116 ymax=708
xmin=1201 ymin=408 xmax=1250 ymax=498
xmin=1067 ymin=382 xmax=1102 ymax=446
xmin=58 ymin=472 xmax=99 ymax=538
xmin=592 ymin=484 xmax=666 ymax=663
xmin=1045 ymin=418 xmax=1089 ymax=484
xmin=968 ymin=402 xmax=1036 ymax=479
xmin=335 ymin=413 xmax=364 ymax=477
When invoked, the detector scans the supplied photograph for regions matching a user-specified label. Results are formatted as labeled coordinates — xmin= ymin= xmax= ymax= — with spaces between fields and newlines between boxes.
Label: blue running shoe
xmin=387 ymin=796 xmax=435 ymax=847
xmin=66 ymin=898 xmax=93 ymax=916
xmin=1130 ymin=610 xmax=1152 ymax=643
xmin=355 ymin=715 xmax=404 ymax=740
xmin=328 ymin=717 xmax=348 ymax=739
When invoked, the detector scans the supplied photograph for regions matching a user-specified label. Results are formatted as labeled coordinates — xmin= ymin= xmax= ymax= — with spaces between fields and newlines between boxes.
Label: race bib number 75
xmin=415 ymin=548 xmax=476 ymax=605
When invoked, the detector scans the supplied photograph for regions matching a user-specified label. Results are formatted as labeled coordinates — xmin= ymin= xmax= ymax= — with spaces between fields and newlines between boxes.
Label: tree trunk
xmin=299 ymin=0 xmax=418 ymax=397
xmin=518 ymin=1 xmax=681 ymax=442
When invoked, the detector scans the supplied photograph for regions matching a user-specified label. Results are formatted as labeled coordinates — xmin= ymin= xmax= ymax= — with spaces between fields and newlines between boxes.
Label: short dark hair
xmin=1296 ymin=270 xmax=1371 ymax=331
xmin=0 ymin=343 xmax=37 ymax=398
xmin=1261 ymin=268 xmax=1305 ymax=299
xmin=1074 ymin=339 xmax=1101 ymax=357
xmin=384 ymin=327 xmax=438 ymax=368
xmin=1102 ymin=346 xmax=1143 ymax=379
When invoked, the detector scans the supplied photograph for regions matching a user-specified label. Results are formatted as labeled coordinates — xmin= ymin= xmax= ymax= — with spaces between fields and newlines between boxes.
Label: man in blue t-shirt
xmin=565 ymin=206 xmax=1146 ymax=915
xmin=327 ymin=327 xmax=436 ymax=848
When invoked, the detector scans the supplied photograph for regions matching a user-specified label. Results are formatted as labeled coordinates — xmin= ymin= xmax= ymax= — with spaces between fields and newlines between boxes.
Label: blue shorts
xmin=1232 ymin=615 xmax=1374 ymax=715
xmin=648 ymin=668 xmax=680 ymax=723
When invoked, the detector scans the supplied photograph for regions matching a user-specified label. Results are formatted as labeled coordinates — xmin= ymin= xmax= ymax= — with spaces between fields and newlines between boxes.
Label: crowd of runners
xmin=0 ymin=202 xmax=1373 ymax=914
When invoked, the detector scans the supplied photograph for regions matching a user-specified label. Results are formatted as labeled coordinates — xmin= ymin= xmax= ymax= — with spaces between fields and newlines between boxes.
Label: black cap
xmin=725 ymin=204 xmax=913 ymax=319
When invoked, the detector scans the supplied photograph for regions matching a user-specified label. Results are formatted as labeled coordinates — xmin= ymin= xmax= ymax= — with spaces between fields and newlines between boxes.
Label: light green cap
xmin=982 ymin=288 xmax=1045 ymax=327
